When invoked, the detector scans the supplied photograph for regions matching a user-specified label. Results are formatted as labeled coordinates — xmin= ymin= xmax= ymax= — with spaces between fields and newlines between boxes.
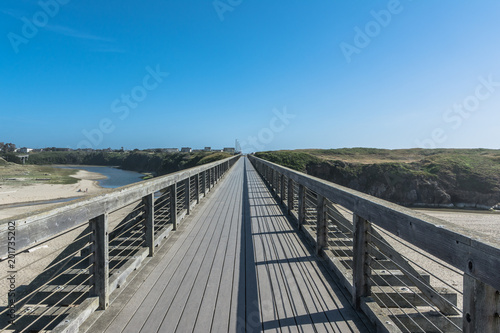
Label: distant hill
xmin=18 ymin=151 xmax=232 ymax=177
xmin=255 ymin=148 xmax=500 ymax=210
xmin=0 ymin=157 xmax=7 ymax=166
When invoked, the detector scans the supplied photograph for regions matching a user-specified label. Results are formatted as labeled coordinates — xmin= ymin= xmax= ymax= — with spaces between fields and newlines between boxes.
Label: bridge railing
xmin=0 ymin=155 xmax=240 ymax=332
xmin=249 ymin=155 xmax=500 ymax=333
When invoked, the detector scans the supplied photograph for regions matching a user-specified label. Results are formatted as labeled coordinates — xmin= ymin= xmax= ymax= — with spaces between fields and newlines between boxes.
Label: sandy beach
xmin=0 ymin=170 xmax=108 ymax=220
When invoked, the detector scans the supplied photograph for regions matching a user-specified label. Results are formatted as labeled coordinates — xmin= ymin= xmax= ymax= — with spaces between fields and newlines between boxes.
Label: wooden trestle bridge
xmin=0 ymin=156 xmax=498 ymax=332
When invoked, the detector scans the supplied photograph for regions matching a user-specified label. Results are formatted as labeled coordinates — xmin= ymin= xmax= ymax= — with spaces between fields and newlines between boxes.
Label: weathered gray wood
xmin=90 ymin=213 xmax=109 ymax=310
xmin=463 ymin=274 xmax=500 ymax=333
xmin=142 ymin=193 xmax=155 ymax=257
xmin=370 ymin=233 xmax=459 ymax=315
xmin=248 ymin=155 xmax=500 ymax=293
xmin=298 ymin=184 xmax=305 ymax=231
xmin=287 ymin=178 xmax=294 ymax=214
xmin=280 ymin=174 xmax=285 ymax=204
xmin=208 ymin=167 xmax=212 ymax=190
xmin=185 ymin=177 xmax=191 ymax=215
xmin=195 ymin=173 xmax=200 ymax=204
xmin=360 ymin=297 xmax=402 ymax=333
xmin=316 ymin=195 xmax=327 ymax=254
xmin=270 ymin=168 xmax=274 ymax=192
xmin=0 ymin=155 xmax=239 ymax=257
xmin=170 ymin=183 xmax=177 ymax=230
xmin=52 ymin=297 xmax=99 ymax=333
xmin=353 ymin=214 xmax=371 ymax=310
xmin=201 ymin=170 xmax=206 ymax=195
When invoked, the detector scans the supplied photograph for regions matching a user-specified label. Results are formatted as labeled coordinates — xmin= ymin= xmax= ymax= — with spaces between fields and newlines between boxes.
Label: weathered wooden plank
xmin=298 ymin=184 xmax=305 ymax=231
xmin=463 ymin=274 xmax=500 ymax=333
xmin=316 ymin=195 xmax=328 ymax=254
xmin=169 ymin=183 xmax=177 ymax=230
xmin=287 ymin=178 xmax=294 ymax=214
xmin=142 ymin=193 xmax=154 ymax=257
xmin=90 ymin=213 xmax=109 ymax=310
xmin=353 ymin=214 xmax=371 ymax=310
xmin=162 ymin=175 xmax=235 ymax=332
xmin=177 ymin=165 xmax=240 ymax=331
xmin=203 ymin=163 xmax=243 ymax=332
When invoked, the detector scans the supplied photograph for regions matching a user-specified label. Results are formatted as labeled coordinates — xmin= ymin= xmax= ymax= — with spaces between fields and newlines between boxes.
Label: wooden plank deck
xmin=87 ymin=157 xmax=374 ymax=332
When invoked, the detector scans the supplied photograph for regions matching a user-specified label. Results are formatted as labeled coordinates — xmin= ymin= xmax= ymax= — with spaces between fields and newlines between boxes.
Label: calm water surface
xmin=60 ymin=166 xmax=145 ymax=188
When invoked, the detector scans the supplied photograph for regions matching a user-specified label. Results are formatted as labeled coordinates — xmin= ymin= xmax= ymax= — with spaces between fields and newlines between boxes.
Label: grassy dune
xmin=0 ymin=163 xmax=79 ymax=186
xmin=255 ymin=148 xmax=500 ymax=208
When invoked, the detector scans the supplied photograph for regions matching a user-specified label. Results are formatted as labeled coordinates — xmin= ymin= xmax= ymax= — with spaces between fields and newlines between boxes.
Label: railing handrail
xmin=248 ymin=155 xmax=500 ymax=293
xmin=0 ymin=155 xmax=240 ymax=257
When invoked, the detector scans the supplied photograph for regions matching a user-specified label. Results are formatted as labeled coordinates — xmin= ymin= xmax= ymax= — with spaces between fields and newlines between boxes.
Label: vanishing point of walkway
xmin=87 ymin=157 xmax=374 ymax=332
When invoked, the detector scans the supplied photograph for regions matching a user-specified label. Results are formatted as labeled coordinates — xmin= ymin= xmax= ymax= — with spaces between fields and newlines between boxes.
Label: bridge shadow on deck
xmin=236 ymin=159 xmax=261 ymax=332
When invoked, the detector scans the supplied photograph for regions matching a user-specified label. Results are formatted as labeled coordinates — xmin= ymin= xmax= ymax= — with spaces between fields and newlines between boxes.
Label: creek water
xmin=60 ymin=165 xmax=145 ymax=188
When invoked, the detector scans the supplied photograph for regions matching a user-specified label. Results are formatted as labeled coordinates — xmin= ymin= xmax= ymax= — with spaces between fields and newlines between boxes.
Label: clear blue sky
xmin=1 ymin=1 xmax=500 ymax=153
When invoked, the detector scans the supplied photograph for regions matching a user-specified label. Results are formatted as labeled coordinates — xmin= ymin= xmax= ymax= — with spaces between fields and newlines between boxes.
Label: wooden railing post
xmin=142 ymin=193 xmax=154 ymax=257
xmin=195 ymin=173 xmax=200 ymax=204
xmin=280 ymin=174 xmax=285 ymax=205
xmin=201 ymin=171 xmax=206 ymax=196
xmin=185 ymin=177 xmax=191 ymax=215
xmin=170 ymin=183 xmax=177 ymax=230
xmin=463 ymin=274 xmax=500 ymax=332
xmin=298 ymin=184 xmax=305 ymax=230
xmin=352 ymin=214 xmax=372 ymax=310
xmin=316 ymin=195 xmax=328 ymax=255
xmin=208 ymin=168 xmax=212 ymax=190
xmin=89 ymin=213 xmax=109 ymax=310
xmin=287 ymin=178 xmax=294 ymax=215
xmin=270 ymin=169 xmax=275 ymax=192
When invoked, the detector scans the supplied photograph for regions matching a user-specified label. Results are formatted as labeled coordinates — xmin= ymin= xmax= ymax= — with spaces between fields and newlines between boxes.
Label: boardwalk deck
xmin=86 ymin=157 xmax=374 ymax=333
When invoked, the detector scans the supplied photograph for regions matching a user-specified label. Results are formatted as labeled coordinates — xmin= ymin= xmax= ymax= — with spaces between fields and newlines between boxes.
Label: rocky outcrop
xmin=306 ymin=161 xmax=500 ymax=210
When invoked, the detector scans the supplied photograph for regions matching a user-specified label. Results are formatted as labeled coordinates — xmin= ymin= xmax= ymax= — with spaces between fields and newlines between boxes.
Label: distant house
xmin=18 ymin=147 xmax=33 ymax=153
xmin=204 ymin=147 xmax=211 ymax=152
xmin=164 ymin=148 xmax=180 ymax=153
xmin=223 ymin=147 xmax=235 ymax=154
xmin=180 ymin=147 xmax=192 ymax=153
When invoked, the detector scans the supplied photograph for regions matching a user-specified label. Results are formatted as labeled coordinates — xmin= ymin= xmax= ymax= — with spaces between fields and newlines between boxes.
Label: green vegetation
xmin=14 ymin=151 xmax=232 ymax=177
xmin=253 ymin=151 xmax=322 ymax=172
xmin=0 ymin=163 xmax=79 ymax=186
xmin=0 ymin=151 xmax=234 ymax=186
xmin=255 ymin=148 xmax=500 ymax=208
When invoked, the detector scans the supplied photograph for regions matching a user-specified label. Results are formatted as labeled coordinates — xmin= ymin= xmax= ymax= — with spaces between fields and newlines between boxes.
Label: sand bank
xmin=0 ymin=170 xmax=108 ymax=220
